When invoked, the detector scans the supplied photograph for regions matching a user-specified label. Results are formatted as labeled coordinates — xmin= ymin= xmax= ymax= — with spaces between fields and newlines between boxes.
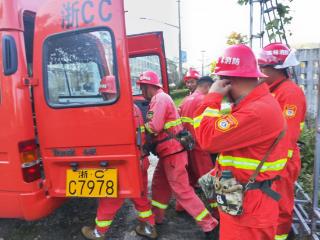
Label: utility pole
xmin=201 ymin=50 xmax=206 ymax=75
xmin=178 ymin=0 xmax=182 ymax=82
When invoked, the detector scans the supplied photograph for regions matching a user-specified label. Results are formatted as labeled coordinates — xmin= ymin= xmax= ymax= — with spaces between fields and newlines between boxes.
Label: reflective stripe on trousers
xmin=151 ymin=200 xmax=168 ymax=210
xmin=195 ymin=209 xmax=210 ymax=222
xmin=137 ymin=209 xmax=153 ymax=218
xmin=275 ymin=234 xmax=288 ymax=240
xmin=95 ymin=218 xmax=112 ymax=228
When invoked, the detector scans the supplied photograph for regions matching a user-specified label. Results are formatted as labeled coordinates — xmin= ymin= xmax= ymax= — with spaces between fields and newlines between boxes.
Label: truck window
xmin=44 ymin=29 xmax=118 ymax=108
xmin=129 ymin=55 xmax=162 ymax=95
xmin=23 ymin=11 xmax=35 ymax=77
xmin=2 ymin=35 xmax=18 ymax=76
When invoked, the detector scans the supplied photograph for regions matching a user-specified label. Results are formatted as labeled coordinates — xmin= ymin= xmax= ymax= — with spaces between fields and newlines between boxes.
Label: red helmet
xmin=136 ymin=70 xmax=162 ymax=88
xmin=184 ymin=68 xmax=200 ymax=82
xmin=214 ymin=44 xmax=266 ymax=78
xmin=99 ymin=75 xmax=116 ymax=94
xmin=258 ymin=43 xmax=299 ymax=69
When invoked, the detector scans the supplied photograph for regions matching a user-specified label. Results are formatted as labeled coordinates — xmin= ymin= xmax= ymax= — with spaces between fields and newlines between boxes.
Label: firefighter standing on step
xmin=194 ymin=44 xmax=289 ymax=239
xmin=179 ymin=76 xmax=219 ymax=218
xmin=81 ymin=75 xmax=157 ymax=240
xmin=258 ymin=43 xmax=307 ymax=240
xmin=137 ymin=70 xmax=219 ymax=239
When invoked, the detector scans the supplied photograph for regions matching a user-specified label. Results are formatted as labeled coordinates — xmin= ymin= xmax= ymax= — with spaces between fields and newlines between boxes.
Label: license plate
xmin=66 ymin=169 xmax=117 ymax=198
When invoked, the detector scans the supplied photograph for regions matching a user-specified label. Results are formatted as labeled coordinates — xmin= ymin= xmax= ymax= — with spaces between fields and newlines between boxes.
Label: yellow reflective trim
xmin=300 ymin=122 xmax=305 ymax=131
xmin=140 ymin=126 xmax=145 ymax=133
xmin=288 ymin=149 xmax=293 ymax=158
xmin=193 ymin=107 xmax=221 ymax=129
xmin=218 ymin=155 xmax=287 ymax=172
xmin=203 ymin=107 xmax=221 ymax=117
xmin=210 ymin=202 xmax=218 ymax=208
xmin=151 ymin=200 xmax=168 ymax=209
xmin=275 ymin=234 xmax=288 ymax=240
xmin=145 ymin=123 xmax=154 ymax=133
xmin=95 ymin=218 xmax=112 ymax=228
xmin=181 ymin=116 xmax=194 ymax=125
xmin=164 ymin=118 xmax=182 ymax=129
xmin=138 ymin=209 xmax=153 ymax=218
xmin=195 ymin=208 xmax=210 ymax=221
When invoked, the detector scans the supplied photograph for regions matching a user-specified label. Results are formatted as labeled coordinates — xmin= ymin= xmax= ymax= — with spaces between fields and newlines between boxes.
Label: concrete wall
xmin=294 ymin=48 xmax=320 ymax=118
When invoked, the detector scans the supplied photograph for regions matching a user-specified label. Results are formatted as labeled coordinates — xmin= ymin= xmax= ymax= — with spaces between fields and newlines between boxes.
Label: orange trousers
xmin=96 ymin=157 xmax=154 ymax=234
xmin=151 ymin=151 xmax=218 ymax=232
xmin=276 ymin=148 xmax=301 ymax=238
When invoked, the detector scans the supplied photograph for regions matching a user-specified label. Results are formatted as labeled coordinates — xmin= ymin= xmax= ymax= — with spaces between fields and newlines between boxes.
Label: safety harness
xmin=243 ymin=129 xmax=286 ymax=201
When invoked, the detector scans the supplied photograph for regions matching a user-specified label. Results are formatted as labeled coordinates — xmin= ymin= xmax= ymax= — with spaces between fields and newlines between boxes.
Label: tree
xmin=226 ymin=31 xmax=248 ymax=45
xmin=237 ymin=0 xmax=294 ymax=41
xmin=209 ymin=60 xmax=217 ymax=74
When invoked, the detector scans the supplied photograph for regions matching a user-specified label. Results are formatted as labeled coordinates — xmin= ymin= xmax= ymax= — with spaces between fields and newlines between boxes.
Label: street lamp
xmin=140 ymin=0 xmax=182 ymax=81
xmin=201 ymin=50 xmax=206 ymax=75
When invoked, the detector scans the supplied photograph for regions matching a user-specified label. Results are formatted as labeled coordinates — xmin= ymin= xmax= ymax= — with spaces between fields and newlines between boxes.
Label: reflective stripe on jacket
xmin=194 ymin=83 xmax=289 ymax=183
xmin=145 ymin=89 xmax=184 ymax=157
xmin=179 ymin=89 xmax=204 ymax=149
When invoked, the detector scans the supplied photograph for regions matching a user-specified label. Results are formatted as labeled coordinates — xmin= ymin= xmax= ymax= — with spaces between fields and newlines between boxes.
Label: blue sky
xmin=125 ymin=0 xmax=320 ymax=73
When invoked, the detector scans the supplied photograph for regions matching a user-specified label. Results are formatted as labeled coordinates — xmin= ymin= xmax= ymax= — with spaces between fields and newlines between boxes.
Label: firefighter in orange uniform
xmin=258 ymin=43 xmax=307 ymax=240
xmin=82 ymin=76 xmax=157 ymax=240
xmin=174 ymin=67 xmax=200 ymax=213
xmin=179 ymin=76 xmax=219 ymax=217
xmin=194 ymin=44 xmax=289 ymax=240
xmin=183 ymin=67 xmax=201 ymax=94
xmin=137 ymin=71 xmax=219 ymax=239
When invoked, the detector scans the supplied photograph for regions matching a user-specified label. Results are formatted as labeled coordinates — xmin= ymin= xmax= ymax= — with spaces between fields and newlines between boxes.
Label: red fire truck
xmin=0 ymin=0 xmax=169 ymax=220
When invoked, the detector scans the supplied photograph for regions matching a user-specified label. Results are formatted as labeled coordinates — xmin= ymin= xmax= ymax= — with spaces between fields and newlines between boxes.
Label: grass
xmin=174 ymin=96 xmax=184 ymax=107
xmin=171 ymin=88 xmax=188 ymax=107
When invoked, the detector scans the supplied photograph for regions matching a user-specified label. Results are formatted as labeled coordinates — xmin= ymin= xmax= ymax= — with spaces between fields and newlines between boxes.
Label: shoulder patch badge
xmin=284 ymin=104 xmax=297 ymax=119
xmin=215 ymin=114 xmax=238 ymax=132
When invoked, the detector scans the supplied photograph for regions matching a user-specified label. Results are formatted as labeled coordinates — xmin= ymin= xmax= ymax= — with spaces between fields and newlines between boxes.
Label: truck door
xmin=32 ymin=0 xmax=142 ymax=198
xmin=127 ymin=32 xmax=169 ymax=117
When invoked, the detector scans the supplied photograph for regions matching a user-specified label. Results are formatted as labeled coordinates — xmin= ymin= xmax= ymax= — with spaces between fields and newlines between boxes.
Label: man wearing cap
xmin=258 ymin=43 xmax=306 ymax=240
xmin=178 ymin=76 xmax=219 ymax=217
xmin=137 ymin=70 xmax=219 ymax=239
xmin=82 ymin=75 xmax=157 ymax=240
xmin=194 ymin=44 xmax=289 ymax=239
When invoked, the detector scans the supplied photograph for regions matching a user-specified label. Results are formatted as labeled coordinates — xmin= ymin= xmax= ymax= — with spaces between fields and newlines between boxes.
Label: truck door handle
xmin=70 ymin=162 xmax=79 ymax=171
xmin=100 ymin=161 xmax=109 ymax=168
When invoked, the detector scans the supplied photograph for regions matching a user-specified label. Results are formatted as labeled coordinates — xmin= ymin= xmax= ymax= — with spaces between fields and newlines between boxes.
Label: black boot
xmin=205 ymin=224 xmax=219 ymax=240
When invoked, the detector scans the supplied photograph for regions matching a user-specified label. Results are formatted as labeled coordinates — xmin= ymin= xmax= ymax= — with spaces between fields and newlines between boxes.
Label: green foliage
xmin=237 ymin=0 xmax=249 ymax=5
xmin=170 ymin=88 xmax=189 ymax=100
xmin=298 ymin=124 xmax=316 ymax=194
xmin=171 ymin=89 xmax=188 ymax=107
xmin=226 ymin=31 xmax=249 ymax=45
xmin=236 ymin=0 xmax=294 ymax=41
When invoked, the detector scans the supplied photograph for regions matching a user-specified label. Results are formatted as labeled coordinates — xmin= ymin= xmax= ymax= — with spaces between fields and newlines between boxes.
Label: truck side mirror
xmin=2 ymin=35 xmax=18 ymax=76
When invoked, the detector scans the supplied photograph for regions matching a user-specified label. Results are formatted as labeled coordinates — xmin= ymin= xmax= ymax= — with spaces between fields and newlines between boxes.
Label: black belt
xmin=245 ymin=176 xmax=281 ymax=201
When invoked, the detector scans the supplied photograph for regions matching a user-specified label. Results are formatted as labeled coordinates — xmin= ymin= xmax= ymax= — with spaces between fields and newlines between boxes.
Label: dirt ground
xmin=0 ymin=198 xmax=207 ymax=240
xmin=0 ymin=156 xmax=208 ymax=240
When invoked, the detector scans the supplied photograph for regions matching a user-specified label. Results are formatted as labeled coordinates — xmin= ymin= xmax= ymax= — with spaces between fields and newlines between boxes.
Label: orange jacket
xmin=145 ymin=89 xmax=184 ymax=158
xmin=179 ymin=90 xmax=203 ymax=136
xmin=194 ymin=83 xmax=289 ymax=183
xmin=269 ymin=78 xmax=306 ymax=150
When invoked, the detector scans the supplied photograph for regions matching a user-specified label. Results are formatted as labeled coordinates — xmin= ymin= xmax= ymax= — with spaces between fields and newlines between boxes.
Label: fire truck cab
xmin=0 ymin=0 xmax=169 ymax=220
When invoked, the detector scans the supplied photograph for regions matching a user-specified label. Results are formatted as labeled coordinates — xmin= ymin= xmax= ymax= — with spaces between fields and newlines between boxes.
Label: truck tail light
xmin=18 ymin=140 xmax=41 ymax=183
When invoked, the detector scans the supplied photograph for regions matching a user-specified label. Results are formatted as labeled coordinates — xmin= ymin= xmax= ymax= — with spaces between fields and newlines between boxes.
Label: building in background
xmin=294 ymin=44 xmax=320 ymax=118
